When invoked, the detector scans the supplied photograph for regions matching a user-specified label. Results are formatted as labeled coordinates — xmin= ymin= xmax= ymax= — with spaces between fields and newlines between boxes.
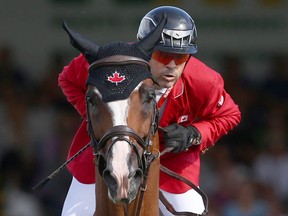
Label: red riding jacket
xmin=58 ymin=54 xmax=241 ymax=193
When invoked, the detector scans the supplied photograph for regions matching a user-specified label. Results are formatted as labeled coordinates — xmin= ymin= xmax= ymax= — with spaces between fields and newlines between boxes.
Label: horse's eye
xmin=86 ymin=95 xmax=96 ymax=106
xmin=86 ymin=96 xmax=92 ymax=104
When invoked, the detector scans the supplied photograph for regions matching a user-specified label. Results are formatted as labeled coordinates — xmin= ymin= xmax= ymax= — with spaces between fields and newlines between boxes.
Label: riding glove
xmin=162 ymin=123 xmax=201 ymax=153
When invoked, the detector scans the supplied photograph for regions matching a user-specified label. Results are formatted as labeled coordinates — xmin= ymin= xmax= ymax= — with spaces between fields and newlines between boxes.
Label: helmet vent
xmin=161 ymin=32 xmax=191 ymax=48
xmin=137 ymin=6 xmax=198 ymax=54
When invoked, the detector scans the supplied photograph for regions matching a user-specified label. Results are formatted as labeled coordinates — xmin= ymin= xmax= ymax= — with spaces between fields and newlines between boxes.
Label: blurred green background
xmin=0 ymin=0 xmax=287 ymax=215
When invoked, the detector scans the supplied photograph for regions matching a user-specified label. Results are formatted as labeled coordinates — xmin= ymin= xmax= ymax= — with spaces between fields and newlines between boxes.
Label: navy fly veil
xmin=86 ymin=42 xmax=151 ymax=102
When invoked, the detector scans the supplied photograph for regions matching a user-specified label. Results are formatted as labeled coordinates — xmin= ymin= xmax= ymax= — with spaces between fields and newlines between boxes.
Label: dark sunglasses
xmin=152 ymin=50 xmax=190 ymax=65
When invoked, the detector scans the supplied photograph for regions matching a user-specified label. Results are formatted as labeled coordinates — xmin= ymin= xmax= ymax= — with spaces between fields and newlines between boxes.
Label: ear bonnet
xmin=63 ymin=15 xmax=166 ymax=102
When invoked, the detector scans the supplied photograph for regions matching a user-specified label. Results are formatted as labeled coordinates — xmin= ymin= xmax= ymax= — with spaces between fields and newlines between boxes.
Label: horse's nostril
xmin=103 ymin=169 xmax=117 ymax=192
xmin=128 ymin=168 xmax=143 ymax=180
xmin=135 ymin=169 xmax=143 ymax=179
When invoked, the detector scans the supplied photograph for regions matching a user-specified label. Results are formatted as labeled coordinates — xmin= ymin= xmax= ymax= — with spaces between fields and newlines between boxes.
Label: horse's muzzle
xmin=103 ymin=168 xmax=143 ymax=204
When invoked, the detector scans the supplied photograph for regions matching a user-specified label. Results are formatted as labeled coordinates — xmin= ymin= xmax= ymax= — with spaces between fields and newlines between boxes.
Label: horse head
xmin=63 ymin=15 xmax=165 ymax=205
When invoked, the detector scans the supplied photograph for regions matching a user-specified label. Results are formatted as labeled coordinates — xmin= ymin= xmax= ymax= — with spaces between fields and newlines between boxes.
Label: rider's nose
xmin=166 ymin=60 xmax=177 ymax=68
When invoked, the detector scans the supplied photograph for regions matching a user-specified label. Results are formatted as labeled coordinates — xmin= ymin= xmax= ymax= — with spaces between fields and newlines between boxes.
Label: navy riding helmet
xmin=137 ymin=6 xmax=198 ymax=54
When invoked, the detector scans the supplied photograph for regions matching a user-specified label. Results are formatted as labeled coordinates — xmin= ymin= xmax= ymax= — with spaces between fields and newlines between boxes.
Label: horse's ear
xmin=63 ymin=21 xmax=99 ymax=64
xmin=136 ymin=13 xmax=167 ymax=58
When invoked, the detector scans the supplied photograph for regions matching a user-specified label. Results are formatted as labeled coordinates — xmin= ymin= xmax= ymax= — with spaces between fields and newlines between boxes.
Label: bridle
xmin=86 ymin=87 xmax=159 ymax=216
xmin=86 ymin=55 xmax=160 ymax=216
xmin=86 ymin=94 xmax=159 ymax=177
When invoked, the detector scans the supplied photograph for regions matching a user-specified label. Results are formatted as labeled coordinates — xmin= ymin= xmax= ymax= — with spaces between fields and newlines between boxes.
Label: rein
xmin=159 ymin=147 xmax=209 ymax=216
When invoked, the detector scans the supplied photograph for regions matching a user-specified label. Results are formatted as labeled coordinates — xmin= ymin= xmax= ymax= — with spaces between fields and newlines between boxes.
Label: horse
xmin=62 ymin=15 xmax=166 ymax=216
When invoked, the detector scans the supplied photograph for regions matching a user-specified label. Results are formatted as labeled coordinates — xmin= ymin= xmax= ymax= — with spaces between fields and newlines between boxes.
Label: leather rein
xmin=158 ymin=148 xmax=209 ymax=216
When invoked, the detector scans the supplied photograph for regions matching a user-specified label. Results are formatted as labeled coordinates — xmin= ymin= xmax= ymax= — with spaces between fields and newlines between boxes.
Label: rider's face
xmin=149 ymin=50 xmax=189 ymax=89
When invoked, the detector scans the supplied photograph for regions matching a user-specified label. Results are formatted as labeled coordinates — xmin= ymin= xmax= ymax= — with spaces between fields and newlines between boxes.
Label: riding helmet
xmin=137 ymin=6 xmax=197 ymax=54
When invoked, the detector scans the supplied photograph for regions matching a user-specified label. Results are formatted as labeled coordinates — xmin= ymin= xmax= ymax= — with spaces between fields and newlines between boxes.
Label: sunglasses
xmin=152 ymin=50 xmax=190 ymax=65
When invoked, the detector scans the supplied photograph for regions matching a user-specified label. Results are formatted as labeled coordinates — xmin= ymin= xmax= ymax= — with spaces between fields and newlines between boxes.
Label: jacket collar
xmin=171 ymin=76 xmax=184 ymax=99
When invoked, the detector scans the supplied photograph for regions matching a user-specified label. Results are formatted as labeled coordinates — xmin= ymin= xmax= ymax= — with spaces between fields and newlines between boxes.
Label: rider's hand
xmin=162 ymin=123 xmax=201 ymax=153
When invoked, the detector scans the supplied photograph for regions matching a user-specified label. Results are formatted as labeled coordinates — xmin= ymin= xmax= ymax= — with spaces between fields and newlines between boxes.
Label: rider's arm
xmin=58 ymin=54 xmax=89 ymax=118
xmin=192 ymin=72 xmax=241 ymax=153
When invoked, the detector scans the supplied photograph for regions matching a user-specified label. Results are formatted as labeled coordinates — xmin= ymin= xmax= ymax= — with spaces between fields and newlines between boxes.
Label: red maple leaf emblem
xmin=107 ymin=71 xmax=126 ymax=85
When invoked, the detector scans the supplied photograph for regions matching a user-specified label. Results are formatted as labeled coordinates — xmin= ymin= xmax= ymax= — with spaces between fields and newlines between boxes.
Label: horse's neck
xmin=94 ymin=133 xmax=160 ymax=216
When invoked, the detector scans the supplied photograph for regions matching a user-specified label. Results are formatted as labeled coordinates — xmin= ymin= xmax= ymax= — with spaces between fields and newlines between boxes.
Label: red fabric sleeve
xmin=192 ymin=72 xmax=241 ymax=152
xmin=58 ymin=54 xmax=89 ymax=118
xmin=58 ymin=54 xmax=96 ymax=183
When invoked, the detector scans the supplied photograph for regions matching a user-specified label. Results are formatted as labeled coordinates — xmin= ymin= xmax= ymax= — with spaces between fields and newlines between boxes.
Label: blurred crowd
xmin=0 ymin=44 xmax=287 ymax=216
xmin=0 ymin=45 xmax=81 ymax=216
xmin=201 ymin=53 xmax=288 ymax=216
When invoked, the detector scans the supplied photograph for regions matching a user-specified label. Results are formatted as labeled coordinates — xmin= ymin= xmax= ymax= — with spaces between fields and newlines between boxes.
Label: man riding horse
xmin=60 ymin=6 xmax=241 ymax=216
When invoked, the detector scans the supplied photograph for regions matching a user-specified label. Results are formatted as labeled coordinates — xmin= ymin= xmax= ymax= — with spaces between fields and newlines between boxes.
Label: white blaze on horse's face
xmin=107 ymin=99 xmax=130 ymax=180
xmin=105 ymin=83 xmax=142 ymax=200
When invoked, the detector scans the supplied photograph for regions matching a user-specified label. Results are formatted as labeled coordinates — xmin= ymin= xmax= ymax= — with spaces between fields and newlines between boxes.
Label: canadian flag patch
xmin=107 ymin=71 xmax=126 ymax=85
xmin=178 ymin=115 xmax=188 ymax=123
